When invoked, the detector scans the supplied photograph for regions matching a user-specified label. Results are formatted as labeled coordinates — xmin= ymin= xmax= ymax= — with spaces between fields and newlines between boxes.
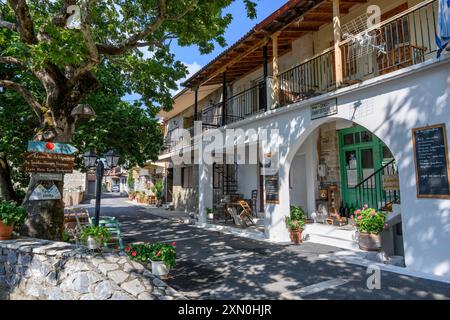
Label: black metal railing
xmin=278 ymin=49 xmax=335 ymax=108
xmin=213 ymin=162 xmax=239 ymax=208
xmin=225 ymin=82 xmax=266 ymax=124
xmin=341 ymin=0 xmax=437 ymax=84
xmin=354 ymin=159 xmax=400 ymax=211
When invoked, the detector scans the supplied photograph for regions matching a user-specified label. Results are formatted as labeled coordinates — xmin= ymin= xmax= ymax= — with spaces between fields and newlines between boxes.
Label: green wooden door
xmin=339 ymin=126 xmax=384 ymax=208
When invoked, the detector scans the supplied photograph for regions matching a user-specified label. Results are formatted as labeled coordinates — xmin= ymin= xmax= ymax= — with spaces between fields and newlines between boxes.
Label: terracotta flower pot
xmin=289 ymin=229 xmax=303 ymax=244
xmin=0 ymin=220 xmax=14 ymax=240
xmin=358 ymin=232 xmax=382 ymax=251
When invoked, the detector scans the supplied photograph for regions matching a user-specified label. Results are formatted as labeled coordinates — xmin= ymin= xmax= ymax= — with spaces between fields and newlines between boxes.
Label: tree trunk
xmin=21 ymin=115 xmax=74 ymax=241
xmin=21 ymin=176 xmax=65 ymax=240
xmin=0 ymin=156 xmax=18 ymax=202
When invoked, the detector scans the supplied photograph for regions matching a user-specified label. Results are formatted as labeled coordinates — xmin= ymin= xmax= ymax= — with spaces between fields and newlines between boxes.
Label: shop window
xmin=181 ymin=166 xmax=194 ymax=188
xmin=361 ymin=131 xmax=373 ymax=142
xmin=344 ymin=133 xmax=354 ymax=145
xmin=345 ymin=150 xmax=358 ymax=187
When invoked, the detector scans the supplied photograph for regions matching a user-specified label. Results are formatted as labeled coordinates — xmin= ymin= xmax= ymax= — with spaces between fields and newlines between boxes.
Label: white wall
xmin=290 ymin=154 xmax=308 ymax=210
xmin=237 ymin=164 xmax=258 ymax=199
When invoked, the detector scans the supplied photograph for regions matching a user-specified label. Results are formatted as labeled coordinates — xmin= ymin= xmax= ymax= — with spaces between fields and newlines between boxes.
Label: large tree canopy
xmin=0 ymin=0 xmax=257 ymax=239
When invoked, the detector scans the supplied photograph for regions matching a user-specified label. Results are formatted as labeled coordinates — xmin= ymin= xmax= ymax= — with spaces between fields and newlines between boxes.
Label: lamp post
xmin=83 ymin=149 xmax=120 ymax=226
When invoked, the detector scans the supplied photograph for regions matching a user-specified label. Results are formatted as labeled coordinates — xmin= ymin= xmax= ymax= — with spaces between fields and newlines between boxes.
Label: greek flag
xmin=436 ymin=0 xmax=450 ymax=57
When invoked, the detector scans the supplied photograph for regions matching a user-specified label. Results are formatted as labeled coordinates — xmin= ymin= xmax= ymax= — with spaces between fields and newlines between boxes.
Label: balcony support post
xmin=194 ymin=86 xmax=199 ymax=121
xmin=333 ymin=0 xmax=343 ymax=87
xmin=272 ymin=32 xmax=280 ymax=109
xmin=263 ymin=45 xmax=269 ymax=112
xmin=222 ymin=72 xmax=227 ymax=126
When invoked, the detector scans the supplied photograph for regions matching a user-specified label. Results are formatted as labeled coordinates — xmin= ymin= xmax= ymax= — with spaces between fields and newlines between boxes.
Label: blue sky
xmin=123 ymin=0 xmax=288 ymax=102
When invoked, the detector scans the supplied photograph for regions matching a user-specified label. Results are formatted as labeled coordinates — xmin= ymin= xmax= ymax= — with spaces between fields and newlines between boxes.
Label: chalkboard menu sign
xmin=412 ymin=124 xmax=450 ymax=198
xmin=265 ymin=174 xmax=280 ymax=204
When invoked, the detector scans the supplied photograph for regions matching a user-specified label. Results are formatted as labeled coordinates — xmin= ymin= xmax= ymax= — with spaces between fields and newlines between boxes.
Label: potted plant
xmin=125 ymin=242 xmax=176 ymax=277
xmin=285 ymin=206 xmax=306 ymax=244
xmin=206 ymin=207 xmax=214 ymax=220
xmin=352 ymin=205 xmax=387 ymax=251
xmin=149 ymin=242 xmax=176 ymax=277
xmin=80 ymin=225 xmax=111 ymax=250
xmin=151 ymin=180 xmax=164 ymax=207
xmin=0 ymin=200 xmax=27 ymax=240
xmin=125 ymin=243 xmax=153 ymax=263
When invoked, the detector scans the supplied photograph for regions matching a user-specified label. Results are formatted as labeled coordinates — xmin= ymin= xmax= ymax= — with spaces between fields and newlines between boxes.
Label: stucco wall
xmin=172 ymin=165 xmax=198 ymax=212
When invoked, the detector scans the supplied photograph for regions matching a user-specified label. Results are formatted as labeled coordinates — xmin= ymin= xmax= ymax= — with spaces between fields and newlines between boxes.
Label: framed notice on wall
xmin=412 ymin=124 xmax=450 ymax=198
xmin=264 ymin=174 xmax=280 ymax=204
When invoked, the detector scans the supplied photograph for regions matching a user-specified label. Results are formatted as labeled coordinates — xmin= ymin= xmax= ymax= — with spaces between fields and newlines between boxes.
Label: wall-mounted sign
xmin=311 ymin=99 xmax=338 ymax=120
xmin=29 ymin=184 xmax=62 ymax=201
xmin=412 ymin=124 xmax=450 ymax=198
xmin=265 ymin=174 xmax=279 ymax=205
xmin=382 ymin=175 xmax=400 ymax=191
xmin=24 ymin=152 xmax=75 ymax=174
xmin=27 ymin=141 xmax=78 ymax=155
xmin=261 ymin=151 xmax=279 ymax=176
xmin=34 ymin=173 xmax=64 ymax=181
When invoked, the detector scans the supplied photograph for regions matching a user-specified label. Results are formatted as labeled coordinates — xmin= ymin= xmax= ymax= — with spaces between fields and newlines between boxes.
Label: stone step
xmin=302 ymin=223 xmax=360 ymax=251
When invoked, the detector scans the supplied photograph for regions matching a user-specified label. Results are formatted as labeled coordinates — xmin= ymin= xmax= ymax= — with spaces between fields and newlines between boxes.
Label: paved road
xmin=80 ymin=195 xmax=450 ymax=300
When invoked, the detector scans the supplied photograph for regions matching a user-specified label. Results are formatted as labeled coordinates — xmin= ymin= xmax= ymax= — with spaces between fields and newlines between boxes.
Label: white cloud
xmin=172 ymin=61 xmax=202 ymax=95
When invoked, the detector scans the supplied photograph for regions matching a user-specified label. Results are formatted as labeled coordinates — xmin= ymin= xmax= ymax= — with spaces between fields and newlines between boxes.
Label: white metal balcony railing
xmin=161 ymin=0 xmax=439 ymax=154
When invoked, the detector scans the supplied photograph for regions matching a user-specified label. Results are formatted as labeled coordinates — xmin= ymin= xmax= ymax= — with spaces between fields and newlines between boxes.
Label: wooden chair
xmin=238 ymin=200 xmax=255 ymax=227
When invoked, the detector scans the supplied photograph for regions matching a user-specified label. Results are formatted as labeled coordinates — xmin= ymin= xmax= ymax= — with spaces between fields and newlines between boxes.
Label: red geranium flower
xmin=125 ymin=247 xmax=131 ymax=252
xmin=156 ymin=251 xmax=161 ymax=257
xmin=171 ymin=242 xmax=176 ymax=246
xmin=131 ymin=251 xmax=137 ymax=257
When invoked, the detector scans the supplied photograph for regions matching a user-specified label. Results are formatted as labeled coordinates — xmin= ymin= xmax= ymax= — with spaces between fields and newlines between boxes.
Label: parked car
xmin=111 ymin=185 xmax=120 ymax=193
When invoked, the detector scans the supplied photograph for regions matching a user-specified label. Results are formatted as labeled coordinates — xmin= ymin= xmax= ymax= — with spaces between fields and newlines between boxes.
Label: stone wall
xmin=318 ymin=122 xmax=342 ymax=206
xmin=0 ymin=238 xmax=186 ymax=300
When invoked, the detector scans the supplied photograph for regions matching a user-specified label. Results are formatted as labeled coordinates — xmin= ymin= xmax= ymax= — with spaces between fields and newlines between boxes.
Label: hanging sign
xmin=382 ymin=175 xmax=400 ymax=191
xmin=24 ymin=152 xmax=75 ymax=173
xmin=311 ymin=99 xmax=338 ymax=120
xmin=27 ymin=141 xmax=78 ymax=155
xmin=412 ymin=124 xmax=450 ymax=198
xmin=29 ymin=184 xmax=62 ymax=201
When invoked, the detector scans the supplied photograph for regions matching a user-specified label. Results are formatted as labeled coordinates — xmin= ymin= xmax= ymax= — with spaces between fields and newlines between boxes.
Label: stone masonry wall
xmin=318 ymin=123 xmax=342 ymax=206
xmin=0 ymin=238 xmax=186 ymax=300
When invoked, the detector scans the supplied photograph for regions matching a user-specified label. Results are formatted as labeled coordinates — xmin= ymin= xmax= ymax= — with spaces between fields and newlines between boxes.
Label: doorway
xmin=339 ymin=125 xmax=391 ymax=209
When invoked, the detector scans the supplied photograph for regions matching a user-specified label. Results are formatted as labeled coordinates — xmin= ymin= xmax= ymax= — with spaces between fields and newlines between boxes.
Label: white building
xmin=159 ymin=0 xmax=450 ymax=279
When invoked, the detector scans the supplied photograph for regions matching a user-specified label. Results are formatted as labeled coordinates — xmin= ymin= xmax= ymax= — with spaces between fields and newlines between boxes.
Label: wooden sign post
xmin=412 ymin=124 xmax=450 ymax=198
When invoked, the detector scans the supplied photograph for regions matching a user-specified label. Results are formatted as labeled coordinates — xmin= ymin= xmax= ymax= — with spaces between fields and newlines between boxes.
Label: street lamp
xmin=83 ymin=149 xmax=120 ymax=226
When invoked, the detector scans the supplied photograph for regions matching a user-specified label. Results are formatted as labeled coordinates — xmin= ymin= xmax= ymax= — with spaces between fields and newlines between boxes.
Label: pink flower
xmin=354 ymin=209 xmax=361 ymax=215
xmin=156 ymin=251 xmax=161 ymax=257
xmin=357 ymin=215 xmax=363 ymax=220
xmin=171 ymin=242 xmax=176 ymax=246
xmin=370 ymin=210 xmax=376 ymax=217
xmin=131 ymin=251 xmax=137 ymax=257
xmin=351 ymin=215 xmax=354 ymax=221
xmin=363 ymin=204 xmax=368 ymax=209
xmin=125 ymin=247 xmax=131 ymax=252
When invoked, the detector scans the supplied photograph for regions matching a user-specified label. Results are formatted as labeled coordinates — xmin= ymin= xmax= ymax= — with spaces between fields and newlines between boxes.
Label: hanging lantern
xmin=71 ymin=104 xmax=96 ymax=120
